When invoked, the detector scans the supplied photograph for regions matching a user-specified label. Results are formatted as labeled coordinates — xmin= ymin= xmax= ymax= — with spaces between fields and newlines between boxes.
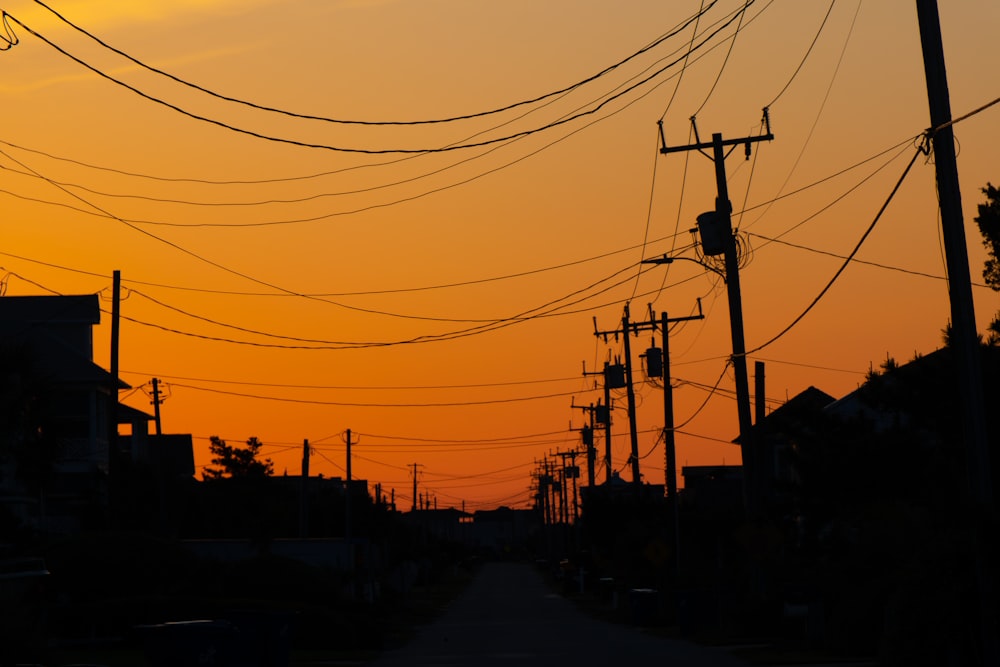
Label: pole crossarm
xmin=659 ymin=131 xmax=773 ymax=156
xmin=642 ymin=254 xmax=727 ymax=281
xmin=660 ymin=110 xmax=774 ymax=156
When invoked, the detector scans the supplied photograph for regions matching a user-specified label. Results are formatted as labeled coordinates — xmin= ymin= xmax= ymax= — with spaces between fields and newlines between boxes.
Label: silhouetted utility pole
xmin=583 ymin=362 xmax=615 ymax=483
xmin=916 ymin=3 xmax=995 ymax=664
xmin=659 ymin=117 xmax=774 ymax=515
xmin=535 ymin=459 xmax=554 ymax=560
xmin=107 ymin=270 xmax=121 ymax=520
xmin=299 ymin=439 xmax=310 ymax=538
xmin=343 ymin=429 xmax=355 ymax=572
xmin=410 ymin=463 xmax=423 ymax=512
xmin=556 ymin=450 xmax=581 ymax=525
xmin=593 ymin=305 xmax=643 ymax=486
xmin=150 ymin=377 xmax=163 ymax=436
xmin=572 ymin=401 xmax=599 ymax=487
xmin=754 ymin=361 xmax=766 ymax=424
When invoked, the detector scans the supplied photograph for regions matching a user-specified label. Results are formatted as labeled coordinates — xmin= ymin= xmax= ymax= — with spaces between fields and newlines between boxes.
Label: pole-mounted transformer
xmin=604 ymin=362 xmax=627 ymax=389
xmin=696 ymin=211 xmax=728 ymax=256
xmin=644 ymin=346 xmax=663 ymax=378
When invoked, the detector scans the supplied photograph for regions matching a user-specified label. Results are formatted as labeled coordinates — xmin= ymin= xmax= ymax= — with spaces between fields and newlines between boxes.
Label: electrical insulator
xmin=697 ymin=211 xmax=728 ymax=256
xmin=645 ymin=346 xmax=663 ymax=378
xmin=605 ymin=363 xmax=626 ymax=389
xmin=595 ymin=404 xmax=610 ymax=425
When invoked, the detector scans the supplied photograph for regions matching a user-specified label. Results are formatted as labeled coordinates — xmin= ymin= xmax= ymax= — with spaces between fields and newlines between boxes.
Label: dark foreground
xmin=369 ymin=561 xmax=748 ymax=667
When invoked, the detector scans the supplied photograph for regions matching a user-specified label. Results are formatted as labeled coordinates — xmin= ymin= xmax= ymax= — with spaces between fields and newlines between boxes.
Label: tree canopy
xmin=974 ymin=183 xmax=1000 ymax=345
xmin=974 ymin=182 xmax=1000 ymax=290
xmin=202 ymin=436 xmax=274 ymax=480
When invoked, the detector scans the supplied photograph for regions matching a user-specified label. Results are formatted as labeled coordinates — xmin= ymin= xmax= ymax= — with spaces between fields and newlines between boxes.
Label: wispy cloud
xmin=0 ymin=42 xmax=256 ymax=95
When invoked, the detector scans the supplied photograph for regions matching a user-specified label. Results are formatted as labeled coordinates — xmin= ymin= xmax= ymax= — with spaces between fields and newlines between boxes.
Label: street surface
xmin=369 ymin=561 xmax=749 ymax=667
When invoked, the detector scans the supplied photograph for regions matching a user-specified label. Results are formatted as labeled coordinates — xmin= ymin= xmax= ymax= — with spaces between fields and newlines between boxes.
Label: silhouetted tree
xmin=975 ymin=183 xmax=1000 ymax=346
xmin=975 ymin=183 xmax=1000 ymax=289
xmin=202 ymin=436 xmax=273 ymax=479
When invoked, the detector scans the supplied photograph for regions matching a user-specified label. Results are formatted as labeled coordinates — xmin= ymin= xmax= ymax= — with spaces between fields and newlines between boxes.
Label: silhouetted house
xmin=0 ymin=294 xmax=199 ymax=537
xmin=750 ymin=386 xmax=836 ymax=515
xmin=0 ymin=295 xmax=124 ymax=534
xmin=746 ymin=348 xmax=1000 ymax=659
xmin=117 ymin=404 xmax=195 ymax=480
xmin=680 ymin=465 xmax=743 ymax=516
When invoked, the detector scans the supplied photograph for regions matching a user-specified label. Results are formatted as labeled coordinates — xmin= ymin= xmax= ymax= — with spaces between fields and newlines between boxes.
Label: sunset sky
xmin=1 ymin=0 xmax=998 ymax=511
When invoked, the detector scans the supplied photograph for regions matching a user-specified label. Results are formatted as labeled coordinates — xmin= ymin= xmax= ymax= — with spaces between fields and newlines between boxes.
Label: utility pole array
xmin=593 ymin=306 xmax=644 ymax=486
xmin=582 ymin=363 xmax=615 ymax=483
xmin=409 ymin=463 xmax=423 ymax=512
xmin=571 ymin=401 xmax=600 ymax=487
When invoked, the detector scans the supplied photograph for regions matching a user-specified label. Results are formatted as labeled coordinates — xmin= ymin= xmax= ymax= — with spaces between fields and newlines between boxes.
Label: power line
xmin=765 ymin=0 xmax=838 ymax=108
xmin=749 ymin=0 xmax=862 ymax=230
xmin=746 ymin=143 xmax=926 ymax=356
xmin=0 ymin=231 xmax=691 ymax=296
xmin=747 ymin=231 xmax=972 ymax=283
xmin=2 ymin=3 xmax=756 ymax=155
xmin=28 ymin=0 xmax=720 ymax=127
xmin=691 ymin=0 xmax=750 ymax=117
xmin=118 ymin=370 xmax=582 ymax=392
xmin=168 ymin=381 xmax=587 ymax=408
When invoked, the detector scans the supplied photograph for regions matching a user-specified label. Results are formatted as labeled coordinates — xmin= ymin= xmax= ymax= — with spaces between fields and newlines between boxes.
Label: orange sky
xmin=1 ymin=0 xmax=998 ymax=511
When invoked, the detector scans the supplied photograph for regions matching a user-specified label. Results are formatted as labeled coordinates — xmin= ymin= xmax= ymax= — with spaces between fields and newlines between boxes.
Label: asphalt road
xmin=369 ymin=561 xmax=749 ymax=667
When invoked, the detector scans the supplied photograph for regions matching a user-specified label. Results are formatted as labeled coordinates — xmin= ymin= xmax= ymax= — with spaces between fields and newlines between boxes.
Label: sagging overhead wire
xmin=747 ymin=0 xmax=862 ymax=231
xmin=765 ymin=0 xmax=837 ymax=108
xmin=108 ymin=259 xmax=663 ymax=350
xmin=29 ymin=0 xmax=719 ymax=126
xmin=0 ymin=230 xmax=694 ymax=297
xmin=748 ymin=232 xmax=966 ymax=284
xmin=5 ymin=142 xmax=648 ymax=345
xmin=745 ymin=141 xmax=926 ymax=357
xmin=691 ymin=0 xmax=750 ymax=117
xmin=118 ymin=371 xmax=581 ymax=392
xmin=1 ymin=3 xmax=757 ymax=154
xmin=167 ymin=382 xmax=586 ymax=408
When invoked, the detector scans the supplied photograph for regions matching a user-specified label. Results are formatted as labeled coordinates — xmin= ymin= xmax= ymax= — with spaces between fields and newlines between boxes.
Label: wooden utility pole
xmin=660 ymin=119 xmax=774 ymax=515
xmin=754 ymin=361 xmax=766 ymax=425
xmin=107 ymin=270 xmax=121 ymax=522
xmin=621 ymin=305 xmax=642 ymax=485
xmin=150 ymin=377 xmax=163 ymax=436
xmin=916 ymin=2 xmax=995 ymax=663
xmin=594 ymin=306 xmax=643 ymax=486
xmin=583 ymin=362 xmax=615 ymax=483
xmin=410 ymin=463 xmax=422 ymax=511
xmin=572 ymin=401 xmax=600 ymax=487
xmin=299 ymin=439 xmax=310 ymax=538
xmin=662 ymin=311 xmax=680 ymax=577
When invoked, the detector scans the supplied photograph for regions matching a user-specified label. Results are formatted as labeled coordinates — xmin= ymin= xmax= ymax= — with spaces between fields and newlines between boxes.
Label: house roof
xmin=22 ymin=329 xmax=130 ymax=389
xmin=0 ymin=295 xmax=100 ymax=325
xmin=0 ymin=294 xmax=128 ymax=390
xmin=736 ymin=385 xmax=836 ymax=443
xmin=117 ymin=402 xmax=153 ymax=424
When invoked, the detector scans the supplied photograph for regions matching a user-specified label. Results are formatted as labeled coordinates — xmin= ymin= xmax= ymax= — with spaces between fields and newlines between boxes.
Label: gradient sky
xmin=1 ymin=0 xmax=998 ymax=511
